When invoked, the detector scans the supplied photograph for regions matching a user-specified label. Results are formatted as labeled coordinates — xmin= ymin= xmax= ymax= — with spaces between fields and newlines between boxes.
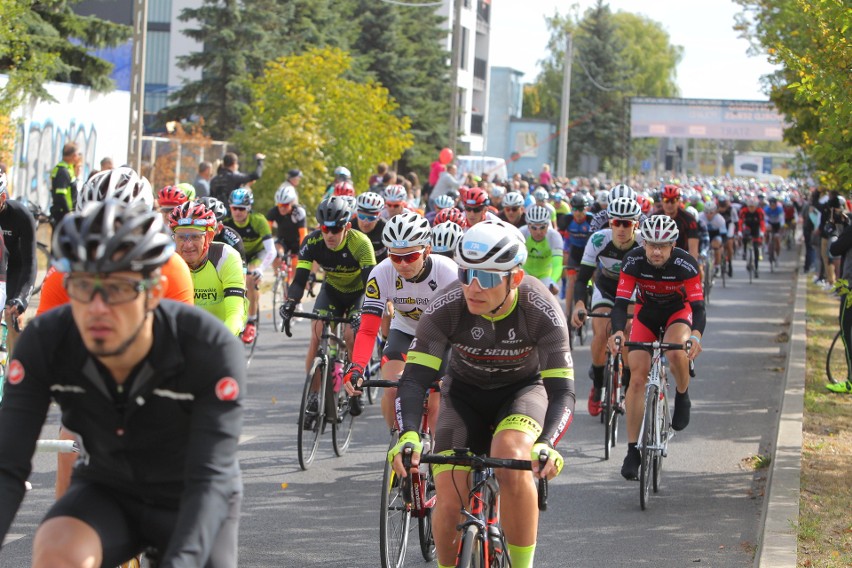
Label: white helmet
xmin=431 ymin=221 xmax=464 ymax=253
xmin=685 ymin=206 xmax=699 ymax=220
xmin=596 ymin=190 xmax=609 ymax=206
xmin=334 ymin=166 xmax=351 ymax=178
xmin=491 ymin=186 xmax=505 ymax=199
xmin=274 ymin=183 xmax=297 ymax=205
xmin=433 ymin=194 xmax=455 ymax=210
xmin=607 ymin=196 xmax=642 ymax=220
xmin=384 ymin=184 xmax=407 ymax=203
xmin=704 ymin=201 xmax=718 ymax=214
xmin=640 ymin=215 xmax=679 ymax=244
xmin=382 ymin=211 xmax=432 ymax=248
xmin=525 ymin=205 xmax=551 ymax=225
xmin=356 ymin=191 xmax=385 ymax=213
xmin=503 ymin=192 xmax=525 ymax=208
xmin=609 ymin=183 xmax=636 ymax=202
xmin=533 ymin=188 xmax=549 ymax=201
xmin=79 ymin=167 xmax=153 ymax=211
xmin=456 ymin=219 xmax=527 ymax=270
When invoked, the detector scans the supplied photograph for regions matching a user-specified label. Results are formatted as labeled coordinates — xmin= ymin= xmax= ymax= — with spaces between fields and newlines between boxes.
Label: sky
xmin=488 ymin=0 xmax=778 ymax=101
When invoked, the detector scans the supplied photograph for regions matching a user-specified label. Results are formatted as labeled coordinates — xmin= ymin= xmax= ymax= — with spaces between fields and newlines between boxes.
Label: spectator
xmin=194 ymin=161 xmax=213 ymax=198
xmin=50 ymin=142 xmax=82 ymax=225
xmin=802 ymin=188 xmax=819 ymax=274
xmin=828 ymin=210 xmax=852 ymax=393
xmin=406 ymin=172 xmax=422 ymax=210
xmin=209 ymin=152 xmax=265 ymax=203
xmin=429 ymin=164 xmax=465 ymax=210
xmin=539 ymin=163 xmax=553 ymax=190
xmin=369 ymin=163 xmax=388 ymax=190
xmin=86 ymin=157 xmax=113 ymax=182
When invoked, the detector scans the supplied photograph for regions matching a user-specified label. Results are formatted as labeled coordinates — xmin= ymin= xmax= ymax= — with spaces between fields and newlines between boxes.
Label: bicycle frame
xmin=636 ymin=345 xmax=670 ymax=458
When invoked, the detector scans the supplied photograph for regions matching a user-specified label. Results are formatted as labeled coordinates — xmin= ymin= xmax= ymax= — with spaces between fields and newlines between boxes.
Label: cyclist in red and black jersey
xmin=738 ymin=197 xmax=766 ymax=277
xmin=608 ymin=216 xmax=705 ymax=481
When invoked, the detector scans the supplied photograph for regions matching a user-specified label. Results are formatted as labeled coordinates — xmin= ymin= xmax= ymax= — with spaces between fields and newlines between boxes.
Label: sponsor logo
xmin=365 ymin=278 xmax=380 ymax=299
xmin=591 ymin=232 xmax=605 ymax=247
xmin=464 ymin=241 xmax=487 ymax=253
xmin=215 ymin=377 xmax=240 ymax=401
xmin=194 ymin=288 xmax=219 ymax=301
xmin=471 ymin=327 xmax=485 ymax=340
xmin=399 ymin=307 xmax=424 ymax=320
xmin=7 ymin=360 xmax=24 ymax=385
xmin=508 ymin=328 xmax=516 ymax=341
xmin=395 ymin=277 xmax=403 ymax=290
xmin=428 ymin=280 xmax=437 ymax=291
xmin=528 ymin=290 xmax=565 ymax=327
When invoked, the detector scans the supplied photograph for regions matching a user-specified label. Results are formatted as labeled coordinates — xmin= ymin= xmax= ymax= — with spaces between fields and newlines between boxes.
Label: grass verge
xmin=799 ymin=280 xmax=852 ymax=567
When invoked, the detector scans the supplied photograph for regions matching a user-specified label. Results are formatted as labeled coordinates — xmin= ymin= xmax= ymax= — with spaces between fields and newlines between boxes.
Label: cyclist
xmin=589 ymin=183 xmax=643 ymax=232
xmin=607 ymin=216 xmax=705 ymax=480
xmin=266 ymin=183 xmax=307 ymax=282
xmin=0 ymin=200 xmax=244 ymax=567
xmin=199 ymin=196 xmax=247 ymax=266
xmin=498 ymin=191 xmax=526 ymax=228
xmin=699 ymin=202 xmax=728 ymax=277
xmin=738 ymin=197 xmax=766 ymax=278
xmin=716 ymin=194 xmax=740 ymax=277
xmin=532 ymin=188 xmax=556 ymax=224
xmin=430 ymin=221 xmax=464 ymax=259
xmin=353 ymin=192 xmax=388 ymax=263
xmin=764 ymin=195 xmax=785 ymax=260
xmin=344 ymin=212 xmax=457 ymax=423
xmin=223 ymin=187 xmax=276 ymax=343
xmin=432 ymin=206 xmax=468 ymax=230
xmin=279 ymin=196 xmax=376 ymax=411
xmin=388 ymin=220 xmax=573 ymax=568
xmin=782 ymin=196 xmax=798 ymax=243
xmin=170 ymin=201 xmax=246 ymax=336
xmin=426 ymin=194 xmax=455 ymax=225
xmin=381 ymin=185 xmax=414 ymax=220
xmin=520 ymin=205 xmax=563 ymax=295
xmin=563 ymin=193 xmax=593 ymax=323
xmin=571 ymin=197 xmax=643 ymax=415
xmin=0 ymin=172 xmax=37 ymax=353
xmin=323 ymin=165 xmax=351 ymax=199
xmin=653 ymin=185 xmax=699 ymax=260
xmin=463 ymin=186 xmax=499 ymax=227
xmin=156 ymin=185 xmax=190 ymax=222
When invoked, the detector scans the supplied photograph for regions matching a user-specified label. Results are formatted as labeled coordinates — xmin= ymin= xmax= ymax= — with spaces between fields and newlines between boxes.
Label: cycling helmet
xmin=570 ymin=194 xmax=587 ymax=209
xmin=334 ymin=166 xmax=351 ymax=179
xmin=491 ymin=186 xmax=505 ymax=199
xmin=341 ymin=195 xmax=358 ymax=219
xmin=356 ymin=191 xmax=385 ymax=214
xmin=553 ymin=190 xmax=566 ymax=202
xmin=433 ymin=194 xmax=455 ymax=210
xmin=384 ymin=184 xmax=407 ymax=204
xmin=433 ymin=207 xmax=468 ymax=228
xmin=198 ymin=197 xmax=227 ymax=221
xmin=78 ymin=167 xmax=154 ymax=211
xmin=458 ymin=186 xmax=470 ymax=204
xmin=169 ymin=201 xmax=217 ymax=231
xmin=382 ymin=211 xmax=432 ymax=248
xmin=716 ymin=194 xmax=729 ymax=204
xmin=640 ymin=215 xmax=679 ymax=244
xmin=635 ymin=194 xmax=652 ymax=214
xmin=0 ymin=171 xmax=7 ymax=195
xmin=157 ymin=185 xmax=189 ymax=208
xmin=53 ymin=200 xmax=174 ymax=275
xmin=661 ymin=185 xmax=681 ymax=201
xmin=607 ymin=196 xmax=642 ymax=220
xmin=685 ymin=206 xmax=699 ymax=219
xmin=275 ymin=184 xmax=298 ymax=205
xmin=431 ymin=221 xmax=464 ymax=254
xmin=595 ymin=190 xmax=609 ymax=206
xmin=525 ymin=205 xmax=551 ymax=225
xmin=456 ymin=219 xmax=527 ymax=270
xmin=316 ymin=195 xmax=351 ymax=227
xmin=464 ymin=187 xmax=490 ymax=208
xmin=704 ymin=202 xmax=718 ymax=214
xmin=768 ymin=195 xmax=778 ymax=203
xmin=229 ymin=187 xmax=254 ymax=207
xmin=445 ymin=189 xmax=460 ymax=203
xmin=176 ymin=182 xmax=196 ymax=201
xmin=609 ymin=184 xmax=636 ymax=202
xmin=533 ymin=188 xmax=549 ymax=202
xmin=333 ymin=180 xmax=355 ymax=197
xmin=502 ymin=192 xmax=525 ymax=208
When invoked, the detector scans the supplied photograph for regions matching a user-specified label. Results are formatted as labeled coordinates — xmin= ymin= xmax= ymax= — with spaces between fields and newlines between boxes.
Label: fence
xmin=139 ymin=135 xmax=230 ymax=190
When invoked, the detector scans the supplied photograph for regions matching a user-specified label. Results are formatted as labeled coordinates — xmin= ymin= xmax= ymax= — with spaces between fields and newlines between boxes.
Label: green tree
xmin=0 ymin=0 xmax=129 ymax=112
xmin=235 ymin=47 xmax=413 ymax=212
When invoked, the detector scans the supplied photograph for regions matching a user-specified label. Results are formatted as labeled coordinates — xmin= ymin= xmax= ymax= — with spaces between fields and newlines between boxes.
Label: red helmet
xmin=661 ymin=185 xmax=681 ymax=201
xmin=158 ymin=185 xmax=189 ymax=207
xmin=464 ymin=187 xmax=489 ymax=208
xmin=169 ymin=201 xmax=217 ymax=231
xmin=333 ymin=180 xmax=355 ymax=197
xmin=458 ymin=186 xmax=470 ymax=204
xmin=433 ymin=207 xmax=469 ymax=228
xmin=635 ymin=194 xmax=652 ymax=214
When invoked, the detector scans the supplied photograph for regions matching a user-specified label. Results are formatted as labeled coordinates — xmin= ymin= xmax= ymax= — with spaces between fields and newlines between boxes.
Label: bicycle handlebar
xmin=576 ymin=310 xmax=611 ymax=320
xmin=282 ymin=310 xmax=355 ymax=337
xmin=624 ymin=340 xmax=692 ymax=351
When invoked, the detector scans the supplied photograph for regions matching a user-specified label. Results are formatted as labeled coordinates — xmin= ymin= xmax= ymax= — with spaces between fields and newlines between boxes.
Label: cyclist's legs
xmin=379 ymin=329 xmax=411 ymax=429
xmin=711 ymin=235 xmax=723 ymax=266
xmin=245 ymin=257 xmax=262 ymax=322
xmin=33 ymin=516 xmax=104 ymax=568
xmin=589 ymin=305 xmax=611 ymax=367
xmin=625 ymin=349 xmax=651 ymax=443
xmin=491 ymin=428 xmax=538 ymax=553
xmin=433 ymin=469 xmax=470 ymax=566
xmin=753 ymin=238 xmax=762 ymax=271
xmin=663 ymin=321 xmax=691 ymax=395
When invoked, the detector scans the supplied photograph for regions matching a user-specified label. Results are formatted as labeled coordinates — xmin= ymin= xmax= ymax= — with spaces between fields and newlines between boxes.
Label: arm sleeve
xmin=351 ymin=313 xmax=382 ymax=369
xmin=539 ymin=378 xmax=575 ymax=448
xmin=12 ymin=209 xmax=38 ymax=308
xmin=257 ymin=237 xmax=276 ymax=273
xmin=573 ymin=264 xmax=596 ymax=306
xmin=690 ymin=300 xmax=706 ymax=335
xmin=286 ymin=235 xmax=314 ymax=301
xmin=548 ymin=231 xmax=563 ymax=282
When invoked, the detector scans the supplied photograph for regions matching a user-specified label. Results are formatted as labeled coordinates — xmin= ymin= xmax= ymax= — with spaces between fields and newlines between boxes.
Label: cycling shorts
xmin=769 ymin=221 xmax=782 ymax=234
xmin=591 ymin=279 xmax=636 ymax=311
xmin=434 ymin=377 xmax=547 ymax=458
xmin=313 ymin=283 xmax=363 ymax=319
xmin=382 ymin=328 xmax=414 ymax=363
xmin=565 ymin=246 xmax=585 ymax=272
xmin=630 ymin=303 xmax=693 ymax=347
xmin=44 ymin=479 xmax=241 ymax=568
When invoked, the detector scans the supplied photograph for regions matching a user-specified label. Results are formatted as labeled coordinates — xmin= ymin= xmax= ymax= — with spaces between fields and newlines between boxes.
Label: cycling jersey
xmin=574 ymin=229 xmax=643 ymax=306
xmin=651 ymin=209 xmax=699 ymax=252
xmin=351 ymin=255 xmax=458 ymax=369
xmin=0 ymin=300 xmax=244 ymax=565
xmin=0 ymin=199 xmax=37 ymax=309
xmin=223 ymin=212 xmax=272 ymax=259
xmin=265 ymin=205 xmax=307 ymax=254
xmin=497 ymin=211 xmax=526 ymax=228
xmin=214 ymin=225 xmax=246 ymax=265
xmin=699 ymin=212 xmax=727 ymax=239
xmin=36 ymin=253 xmax=195 ymax=315
xmin=189 ymin=242 xmax=246 ymax=335
xmin=764 ymin=204 xmax=785 ymax=225
xmin=355 ymin=221 xmax=388 ymax=263
xmin=519 ymin=225 xmax=563 ymax=288
xmin=397 ymin=277 xmax=575 ymax=448
xmin=738 ymin=207 xmax=766 ymax=237
xmin=564 ymin=216 xmax=592 ymax=249
xmin=783 ymin=204 xmax=797 ymax=223
xmin=287 ymin=228 xmax=376 ymax=300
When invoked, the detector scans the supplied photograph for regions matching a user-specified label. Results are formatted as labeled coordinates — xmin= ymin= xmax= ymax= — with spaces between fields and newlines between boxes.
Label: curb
xmin=754 ymin=260 xmax=805 ymax=567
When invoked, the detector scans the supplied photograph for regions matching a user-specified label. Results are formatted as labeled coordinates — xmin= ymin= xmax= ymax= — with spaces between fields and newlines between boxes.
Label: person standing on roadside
xmin=194 ymin=161 xmax=214 ymax=198
xmin=210 ymin=152 xmax=265 ymax=203
xmin=50 ymin=143 xmax=82 ymax=226
xmin=828 ymin=209 xmax=852 ymax=394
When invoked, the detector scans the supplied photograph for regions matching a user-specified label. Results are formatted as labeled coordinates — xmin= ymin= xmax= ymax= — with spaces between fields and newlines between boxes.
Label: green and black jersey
xmin=287 ymin=229 xmax=376 ymax=300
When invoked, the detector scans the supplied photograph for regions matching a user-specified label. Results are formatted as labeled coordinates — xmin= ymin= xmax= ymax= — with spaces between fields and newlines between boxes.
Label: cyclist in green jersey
xmin=224 ymin=188 xmax=276 ymax=343
xmin=520 ymin=205 xmax=564 ymax=295
xmin=170 ymin=201 xmax=246 ymax=335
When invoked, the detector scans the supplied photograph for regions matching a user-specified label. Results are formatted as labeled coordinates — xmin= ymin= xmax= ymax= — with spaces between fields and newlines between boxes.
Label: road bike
xmin=284 ymin=311 xmax=356 ymax=470
xmin=408 ymin=449 xmax=549 ymax=568
xmin=768 ymin=230 xmax=779 ymax=273
xmin=701 ymin=250 xmax=715 ymax=304
xmin=743 ymin=233 xmax=756 ymax=284
xmin=826 ymin=330 xmax=849 ymax=385
xmin=624 ymin=337 xmax=693 ymax=510
xmin=364 ymin=336 xmax=384 ymax=405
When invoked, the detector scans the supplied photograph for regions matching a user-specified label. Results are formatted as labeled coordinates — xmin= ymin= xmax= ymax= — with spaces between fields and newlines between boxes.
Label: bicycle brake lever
xmin=537 ymin=450 xmax=549 ymax=512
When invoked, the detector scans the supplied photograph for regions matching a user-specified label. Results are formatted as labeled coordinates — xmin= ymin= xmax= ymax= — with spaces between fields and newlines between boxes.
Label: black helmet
xmin=316 ymin=196 xmax=351 ymax=227
xmin=198 ymin=196 xmax=228 ymax=221
xmin=570 ymin=194 xmax=587 ymax=209
xmin=52 ymin=199 xmax=174 ymax=275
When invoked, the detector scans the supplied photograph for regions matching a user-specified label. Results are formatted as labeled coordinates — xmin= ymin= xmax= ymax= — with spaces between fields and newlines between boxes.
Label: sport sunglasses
xmin=458 ymin=268 xmax=510 ymax=289
xmin=610 ymin=219 xmax=635 ymax=228
xmin=389 ymin=248 xmax=425 ymax=264
xmin=320 ymin=224 xmax=346 ymax=235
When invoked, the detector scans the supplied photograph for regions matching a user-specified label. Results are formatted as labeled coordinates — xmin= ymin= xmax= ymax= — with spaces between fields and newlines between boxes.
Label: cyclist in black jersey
xmin=353 ymin=192 xmax=388 ymax=263
xmin=266 ymin=182 xmax=307 ymax=275
xmin=0 ymin=200 xmax=244 ymax=567
xmin=199 ymin=196 xmax=247 ymax=265
xmin=389 ymin=220 xmax=573 ymax=568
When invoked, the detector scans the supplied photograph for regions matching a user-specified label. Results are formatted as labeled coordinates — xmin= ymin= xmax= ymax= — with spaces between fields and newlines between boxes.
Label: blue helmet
xmin=229 ymin=187 xmax=254 ymax=207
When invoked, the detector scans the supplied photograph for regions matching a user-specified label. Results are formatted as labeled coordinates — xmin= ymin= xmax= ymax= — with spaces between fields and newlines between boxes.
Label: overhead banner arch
xmin=629 ymin=98 xmax=785 ymax=141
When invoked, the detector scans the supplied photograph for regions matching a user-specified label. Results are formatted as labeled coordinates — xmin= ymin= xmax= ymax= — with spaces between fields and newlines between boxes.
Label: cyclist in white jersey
xmin=520 ymin=205 xmax=564 ymax=295
xmin=699 ymin=202 xmax=728 ymax=276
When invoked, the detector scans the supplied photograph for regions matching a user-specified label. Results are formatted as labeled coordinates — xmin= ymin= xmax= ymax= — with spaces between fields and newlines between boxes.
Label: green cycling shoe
xmin=825 ymin=381 xmax=852 ymax=394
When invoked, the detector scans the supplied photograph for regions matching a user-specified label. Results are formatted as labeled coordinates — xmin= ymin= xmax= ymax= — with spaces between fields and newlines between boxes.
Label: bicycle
xmin=743 ymin=233 xmax=755 ymax=284
xmin=364 ymin=335 xmax=384 ymax=405
xmin=624 ymin=336 xmax=693 ymax=510
xmin=784 ymin=221 xmax=795 ymax=251
xmin=701 ymin=251 xmax=715 ymax=304
xmin=243 ymin=282 xmax=260 ymax=366
xmin=826 ymin=330 xmax=849 ymax=385
xmin=284 ymin=310 xmax=356 ymax=470
xmin=768 ymin=231 xmax=779 ymax=273
xmin=271 ymin=254 xmax=291 ymax=333
xmin=406 ymin=449 xmax=549 ymax=568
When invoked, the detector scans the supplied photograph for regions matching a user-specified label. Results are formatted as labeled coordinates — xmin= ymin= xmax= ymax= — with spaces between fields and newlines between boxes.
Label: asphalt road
xmin=3 ymin=248 xmax=798 ymax=567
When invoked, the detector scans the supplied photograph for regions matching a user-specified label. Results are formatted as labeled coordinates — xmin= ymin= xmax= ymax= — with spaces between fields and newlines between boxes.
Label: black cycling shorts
xmin=313 ymin=284 xmax=363 ymax=319
xmin=43 ymin=479 xmax=241 ymax=567
xmin=434 ymin=377 xmax=548 ymax=455
xmin=383 ymin=328 xmax=414 ymax=363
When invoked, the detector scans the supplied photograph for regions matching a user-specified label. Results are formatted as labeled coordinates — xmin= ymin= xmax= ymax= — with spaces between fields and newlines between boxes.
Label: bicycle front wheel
xmin=271 ymin=274 xmax=287 ymax=332
xmin=380 ymin=433 xmax=411 ymax=568
xmin=653 ymin=386 xmax=668 ymax=494
xmin=603 ymin=359 xmax=620 ymax=460
xmin=297 ymin=358 xmax=325 ymax=470
xmin=417 ymin=463 xmax=437 ymax=561
xmin=456 ymin=524 xmax=484 ymax=568
xmin=826 ymin=330 xmax=849 ymax=385
xmin=332 ymin=388 xmax=355 ymax=457
xmin=639 ymin=386 xmax=657 ymax=510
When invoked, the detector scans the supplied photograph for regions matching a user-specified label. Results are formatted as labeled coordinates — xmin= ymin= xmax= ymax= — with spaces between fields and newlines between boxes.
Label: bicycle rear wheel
xmin=417 ymin=463 xmax=437 ymax=561
xmin=271 ymin=273 xmax=287 ymax=332
xmin=380 ymin=433 xmax=411 ymax=568
xmin=366 ymin=338 xmax=383 ymax=405
xmin=456 ymin=524 xmax=484 ymax=568
xmin=639 ymin=386 xmax=657 ymax=510
xmin=603 ymin=358 xmax=620 ymax=460
xmin=297 ymin=358 xmax=325 ymax=470
xmin=826 ymin=330 xmax=848 ymax=385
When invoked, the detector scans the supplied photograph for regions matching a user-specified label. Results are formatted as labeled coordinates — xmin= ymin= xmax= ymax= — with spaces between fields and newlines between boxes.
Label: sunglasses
xmin=572 ymin=207 xmax=586 ymax=212
xmin=173 ymin=232 xmax=206 ymax=243
xmin=65 ymin=275 xmax=155 ymax=305
xmin=466 ymin=206 xmax=485 ymax=214
xmin=386 ymin=202 xmax=404 ymax=208
xmin=610 ymin=219 xmax=634 ymax=228
xmin=357 ymin=212 xmax=379 ymax=222
xmin=277 ymin=202 xmax=293 ymax=208
xmin=389 ymin=248 xmax=425 ymax=264
xmin=321 ymin=224 xmax=346 ymax=235
xmin=662 ymin=198 xmax=679 ymax=204
xmin=504 ymin=207 xmax=520 ymax=212
xmin=528 ymin=223 xmax=549 ymax=230
xmin=230 ymin=205 xmax=249 ymax=211
xmin=458 ymin=268 xmax=511 ymax=289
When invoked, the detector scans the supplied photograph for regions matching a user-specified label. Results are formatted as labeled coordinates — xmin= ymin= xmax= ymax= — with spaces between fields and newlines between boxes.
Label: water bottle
xmin=332 ymin=360 xmax=343 ymax=393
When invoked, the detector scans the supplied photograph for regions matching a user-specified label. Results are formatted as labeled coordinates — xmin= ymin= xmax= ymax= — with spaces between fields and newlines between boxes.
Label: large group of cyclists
xmin=0 ymin=160 xmax=806 ymax=567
